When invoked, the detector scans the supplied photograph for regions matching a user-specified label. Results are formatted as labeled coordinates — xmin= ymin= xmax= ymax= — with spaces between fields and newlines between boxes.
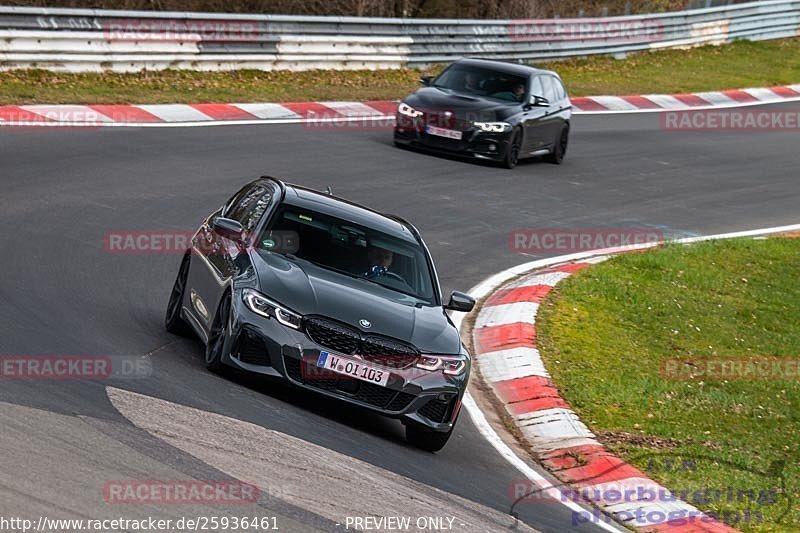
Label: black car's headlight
xmin=242 ymin=288 xmax=302 ymax=330
xmin=474 ymin=121 xmax=511 ymax=133
xmin=398 ymin=102 xmax=424 ymax=118
xmin=416 ymin=355 xmax=467 ymax=376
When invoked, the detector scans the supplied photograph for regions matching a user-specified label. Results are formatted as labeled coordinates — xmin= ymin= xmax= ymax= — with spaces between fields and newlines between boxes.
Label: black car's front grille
xmin=423 ymin=112 xmax=471 ymax=131
xmin=303 ymin=316 xmax=420 ymax=369
xmin=233 ymin=329 xmax=271 ymax=367
xmin=360 ymin=336 xmax=420 ymax=369
xmin=304 ymin=316 xmax=361 ymax=354
xmin=283 ymin=356 xmax=416 ymax=412
xmin=419 ymin=397 xmax=455 ymax=423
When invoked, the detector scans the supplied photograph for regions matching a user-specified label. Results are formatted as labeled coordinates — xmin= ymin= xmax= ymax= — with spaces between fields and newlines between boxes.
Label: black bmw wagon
xmin=165 ymin=177 xmax=476 ymax=451
xmin=394 ymin=58 xmax=571 ymax=168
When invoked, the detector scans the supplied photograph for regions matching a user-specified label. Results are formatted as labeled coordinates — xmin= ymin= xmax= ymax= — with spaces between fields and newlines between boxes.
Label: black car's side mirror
xmin=419 ymin=75 xmax=434 ymax=86
xmin=529 ymin=95 xmax=550 ymax=107
xmin=212 ymin=216 xmax=245 ymax=241
xmin=444 ymin=291 xmax=475 ymax=313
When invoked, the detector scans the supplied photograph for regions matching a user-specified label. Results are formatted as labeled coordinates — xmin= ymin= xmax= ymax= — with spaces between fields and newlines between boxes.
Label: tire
xmin=501 ymin=128 xmax=522 ymax=169
xmin=205 ymin=294 xmax=232 ymax=373
xmin=545 ymin=124 xmax=569 ymax=165
xmin=165 ymin=251 xmax=192 ymax=336
xmin=406 ymin=423 xmax=454 ymax=452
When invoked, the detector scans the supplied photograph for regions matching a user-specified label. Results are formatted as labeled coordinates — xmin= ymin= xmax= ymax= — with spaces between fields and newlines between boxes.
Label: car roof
xmin=278 ymin=182 xmax=419 ymax=243
xmin=455 ymin=58 xmax=558 ymax=78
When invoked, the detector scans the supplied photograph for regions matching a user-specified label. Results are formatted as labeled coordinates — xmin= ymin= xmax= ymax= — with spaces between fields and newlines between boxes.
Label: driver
xmin=513 ymin=83 xmax=526 ymax=102
xmin=463 ymin=71 xmax=481 ymax=93
xmin=365 ymin=245 xmax=393 ymax=277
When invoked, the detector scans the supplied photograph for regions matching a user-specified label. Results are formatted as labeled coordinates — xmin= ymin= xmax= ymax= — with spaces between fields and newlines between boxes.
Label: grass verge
xmin=536 ymin=237 xmax=799 ymax=532
xmin=1 ymin=37 xmax=800 ymax=104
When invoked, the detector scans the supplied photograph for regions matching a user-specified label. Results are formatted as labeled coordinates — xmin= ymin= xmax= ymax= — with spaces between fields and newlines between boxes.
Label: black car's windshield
xmin=258 ymin=206 xmax=436 ymax=305
xmin=432 ymin=64 xmax=527 ymax=103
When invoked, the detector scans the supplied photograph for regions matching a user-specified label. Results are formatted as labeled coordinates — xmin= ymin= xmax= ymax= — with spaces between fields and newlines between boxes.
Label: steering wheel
xmin=381 ymin=271 xmax=407 ymax=284
xmin=368 ymin=268 xmax=414 ymax=291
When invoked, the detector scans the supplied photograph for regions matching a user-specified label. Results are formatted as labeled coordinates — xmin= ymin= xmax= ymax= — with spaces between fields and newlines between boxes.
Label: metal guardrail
xmin=0 ymin=1 xmax=798 ymax=71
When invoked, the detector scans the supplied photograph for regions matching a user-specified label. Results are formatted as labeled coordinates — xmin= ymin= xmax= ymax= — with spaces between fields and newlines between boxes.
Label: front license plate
xmin=316 ymin=351 xmax=390 ymax=386
xmin=426 ymin=125 xmax=462 ymax=140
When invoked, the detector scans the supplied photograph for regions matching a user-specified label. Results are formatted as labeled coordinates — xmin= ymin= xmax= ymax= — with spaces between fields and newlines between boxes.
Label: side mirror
xmin=529 ymin=95 xmax=550 ymax=107
xmin=211 ymin=216 xmax=245 ymax=240
xmin=445 ymin=291 xmax=475 ymax=313
xmin=419 ymin=75 xmax=434 ymax=86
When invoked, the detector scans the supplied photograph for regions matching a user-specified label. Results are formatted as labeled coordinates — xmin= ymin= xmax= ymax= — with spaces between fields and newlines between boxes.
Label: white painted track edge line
xmin=456 ymin=222 xmax=800 ymax=533
xmin=572 ymin=95 xmax=800 ymax=114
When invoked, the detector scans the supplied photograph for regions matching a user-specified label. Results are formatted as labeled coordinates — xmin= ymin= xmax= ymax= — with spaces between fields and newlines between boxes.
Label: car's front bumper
xmin=394 ymin=117 xmax=512 ymax=162
xmin=223 ymin=297 xmax=468 ymax=432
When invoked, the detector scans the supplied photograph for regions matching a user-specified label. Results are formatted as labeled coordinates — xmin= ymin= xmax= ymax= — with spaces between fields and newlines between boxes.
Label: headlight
xmin=242 ymin=288 xmax=302 ymax=330
xmin=416 ymin=355 xmax=467 ymax=376
xmin=398 ymin=103 xmax=424 ymax=118
xmin=474 ymin=121 xmax=511 ymax=133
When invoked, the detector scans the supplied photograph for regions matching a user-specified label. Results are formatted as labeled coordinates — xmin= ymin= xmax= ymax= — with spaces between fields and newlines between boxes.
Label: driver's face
xmin=368 ymin=247 xmax=393 ymax=268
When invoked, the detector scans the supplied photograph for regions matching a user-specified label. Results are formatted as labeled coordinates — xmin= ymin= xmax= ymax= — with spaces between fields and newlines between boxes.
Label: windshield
xmin=258 ymin=206 xmax=437 ymax=305
xmin=432 ymin=64 xmax=528 ymax=103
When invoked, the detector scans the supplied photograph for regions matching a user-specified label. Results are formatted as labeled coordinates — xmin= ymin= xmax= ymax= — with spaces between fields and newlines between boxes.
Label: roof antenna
xmin=325 ymin=186 xmax=333 ymax=195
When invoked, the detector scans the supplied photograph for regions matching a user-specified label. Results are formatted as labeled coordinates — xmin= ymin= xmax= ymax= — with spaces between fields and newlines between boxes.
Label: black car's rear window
xmin=258 ymin=206 xmax=436 ymax=305
xmin=432 ymin=65 xmax=527 ymax=103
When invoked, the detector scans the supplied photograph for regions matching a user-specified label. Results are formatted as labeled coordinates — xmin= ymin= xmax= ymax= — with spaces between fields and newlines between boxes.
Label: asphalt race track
xmin=1 ymin=102 xmax=799 ymax=532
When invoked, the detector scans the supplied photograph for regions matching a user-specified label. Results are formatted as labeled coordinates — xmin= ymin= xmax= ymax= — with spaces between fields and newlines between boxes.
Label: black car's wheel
xmin=545 ymin=124 xmax=569 ymax=165
xmin=502 ymin=128 xmax=522 ymax=169
xmin=205 ymin=294 xmax=232 ymax=373
xmin=406 ymin=423 xmax=455 ymax=452
xmin=165 ymin=251 xmax=192 ymax=336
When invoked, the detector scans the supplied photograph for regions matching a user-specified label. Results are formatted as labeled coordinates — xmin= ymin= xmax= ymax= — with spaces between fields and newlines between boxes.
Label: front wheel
xmin=205 ymin=294 xmax=232 ymax=373
xmin=165 ymin=252 xmax=191 ymax=336
xmin=545 ymin=124 xmax=569 ymax=164
xmin=501 ymin=129 xmax=522 ymax=169
xmin=406 ymin=423 xmax=454 ymax=452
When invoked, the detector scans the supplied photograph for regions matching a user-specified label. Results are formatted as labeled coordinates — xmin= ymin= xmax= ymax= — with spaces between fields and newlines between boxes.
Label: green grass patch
xmin=2 ymin=37 xmax=800 ymax=104
xmin=536 ymin=238 xmax=800 ymax=532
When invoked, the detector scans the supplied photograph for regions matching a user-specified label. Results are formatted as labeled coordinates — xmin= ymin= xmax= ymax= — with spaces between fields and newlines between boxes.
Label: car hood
xmin=251 ymin=251 xmax=462 ymax=355
xmin=404 ymin=87 xmax=520 ymax=121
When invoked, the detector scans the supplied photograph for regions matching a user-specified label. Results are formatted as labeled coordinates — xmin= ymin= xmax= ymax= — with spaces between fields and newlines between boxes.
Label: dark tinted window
xmin=432 ymin=64 xmax=528 ymax=103
xmin=259 ymin=206 xmax=435 ymax=305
